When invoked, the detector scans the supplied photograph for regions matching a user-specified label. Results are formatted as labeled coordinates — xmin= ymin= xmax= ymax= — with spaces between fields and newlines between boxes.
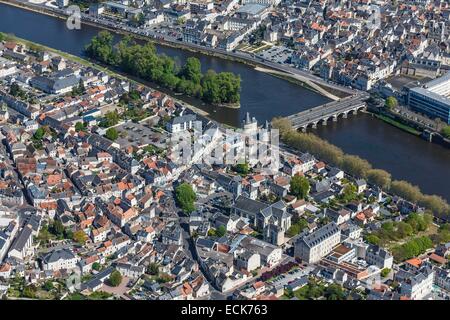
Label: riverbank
xmin=254 ymin=67 xmax=320 ymax=95
xmin=0 ymin=31 xmax=213 ymax=120
xmin=368 ymin=107 xmax=450 ymax=149
xmin=0 ymin=0 xmax=349 ymax=100
xmin=373 ymin=113 xmax=422 ymax=136
xmin=273 ymin=117 xmax=450 ymax=219
xmin=1 ymin=1 xmax=450 ymax=202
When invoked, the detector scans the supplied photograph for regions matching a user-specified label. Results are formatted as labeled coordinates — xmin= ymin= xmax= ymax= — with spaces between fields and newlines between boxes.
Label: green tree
xmin=339 ymin=184 xmax=358 ymax=203
xmin=132 ymin=12 xmax=145 ymax=26
xmin=381 ymin=221 xmax=395 ymax=232
xmin=175 ymin=183 xmax=196 ymax=213
xmin=73 ymin=230 xmax=88 ymax=244
xmin=147 ymin=263 xmax=159 ymax=276
xmin=234 ymin=162 xmax=250 ymax=175
xmin=441 ymin=126 xmax=450 ymax=139
xmin=92 ymin=262 xmax=101 ymax=271
xmin=216 ymin=225 xmax=227 ymax=238
xmin=201 ymin=70 xmax=241 ymax=104
xmin=286 ymin=218 xmax=308 ymax=237
xmin=341 ymin=155 xmax=372 ymax=178
xmin=10 ymin=82 xmax=24 ymax=97
xmin=389 ymin=180 xmax=422 ymax=203
xmin=365 ymin=234 xmax=380 ymax=245
xmin=105 ymin=127 xmax=119 ymax=141
xmin=367 ymin=169 xmax=391 ymax=189
xmin=85 ymin=30 xmax=115 ymax=64
xmin=108 ymin=270 xmax=122 ymax=287
xmin=22 ymin=285 xmax=37 ymax=298
xmin=75 ymin=122 xmax=86 ymax=132
xmin=385 ymin=96 xmax=398 ymax=109
xmin=380 ymin=268 xmax=391 ymax=278
xmin=436 ymin=224 xmax=450 ymax=243
xmin=33 ymin=127 xmax=45 ymax=141
xmin=43 ymin=281 xmax=54 ymax=291
xmin=397 ymin=221 xmax=413 ymax=238
xmin=100 ymin=110 xmax=120 ymax=127
xmin=51 ymin=220 xmax=65 ymax=238
xmin=181 ymin=57 xmax=202 ymax=84
xmin=290 ymin=175 xmax=310 ymax=199
xmin=324 ymin=284 xmax=345 ymax=300
xmin=392 ymin=236 xmax=433 ymax=261
xmin=72 ymin=79 xmax=85 ymax=96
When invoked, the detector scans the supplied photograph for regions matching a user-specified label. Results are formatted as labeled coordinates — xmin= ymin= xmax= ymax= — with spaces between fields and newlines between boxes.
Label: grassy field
xmin=388 ymin=223 xmax=438 ymax=250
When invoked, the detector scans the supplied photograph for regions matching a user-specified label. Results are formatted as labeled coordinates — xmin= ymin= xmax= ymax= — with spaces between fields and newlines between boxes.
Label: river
xmin=0 ymin=2 xmax=449 ymax=201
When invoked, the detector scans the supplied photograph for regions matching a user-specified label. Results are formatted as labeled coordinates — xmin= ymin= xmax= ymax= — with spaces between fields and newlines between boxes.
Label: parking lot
xmin=256 ymin=46 xmax=294 ymax=64
xmin=267 ymin=265 xmax=314 ymax=289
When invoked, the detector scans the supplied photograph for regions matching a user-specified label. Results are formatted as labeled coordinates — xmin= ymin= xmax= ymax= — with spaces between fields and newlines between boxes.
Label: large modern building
xmin=294 ymin=222 xmax=341 ymax=264
xmin=408 ymin=72 xmax=450 ymax=124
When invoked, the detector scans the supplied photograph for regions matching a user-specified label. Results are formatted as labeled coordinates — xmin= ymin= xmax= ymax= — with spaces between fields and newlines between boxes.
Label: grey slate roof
xmin=9 ymin=226 xmax=33 ymax=253
xmin=299 ymin=222 xmax=340 ymax=248
xmin=233 ymin=195 xmax=268 ymax=215
xmin=42 ymin=248 xmax=76 ymax=264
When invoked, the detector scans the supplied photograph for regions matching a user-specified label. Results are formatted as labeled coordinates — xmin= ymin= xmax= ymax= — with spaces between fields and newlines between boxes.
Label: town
xmin=33 ymin=0 xmax=449 ymax=121
xmin=8 ymin=0 xmax=450 ymax=137
xmin=0 ymin=34 xmax=449 ymax=302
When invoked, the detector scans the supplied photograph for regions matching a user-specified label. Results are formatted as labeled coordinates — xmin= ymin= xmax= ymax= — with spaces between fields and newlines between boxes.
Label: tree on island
xmin=85 ymin=31 xmax=241 ymax=105
xmin=180 ymin=57 xmax=202 ymax=84
xmin=85 ymin=30 xmax=115 ymax=64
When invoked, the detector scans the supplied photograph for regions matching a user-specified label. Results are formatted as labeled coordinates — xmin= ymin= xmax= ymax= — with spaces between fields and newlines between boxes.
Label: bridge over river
xmin=288 ymin=93 xmax=370 ymax=131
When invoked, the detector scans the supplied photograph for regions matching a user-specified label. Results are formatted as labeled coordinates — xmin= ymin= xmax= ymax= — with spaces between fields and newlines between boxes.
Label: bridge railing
xmin=288 ymin=94 xmax=366 ymax=120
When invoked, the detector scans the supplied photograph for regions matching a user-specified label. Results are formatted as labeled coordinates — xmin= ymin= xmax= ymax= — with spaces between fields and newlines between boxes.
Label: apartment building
xmin=294 ymin=222 xmax=341 ymax=264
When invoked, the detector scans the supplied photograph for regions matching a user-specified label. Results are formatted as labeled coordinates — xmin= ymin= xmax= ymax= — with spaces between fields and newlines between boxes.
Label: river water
xmin=0 ymin=3 xmax=449 ymax=201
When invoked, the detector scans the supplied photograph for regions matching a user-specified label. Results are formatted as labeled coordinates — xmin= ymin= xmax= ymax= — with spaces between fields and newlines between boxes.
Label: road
xmin=288 ymin=93 xmax=369 ymax=128
xmin=2 ymin=0 xmax=358 ymax=99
